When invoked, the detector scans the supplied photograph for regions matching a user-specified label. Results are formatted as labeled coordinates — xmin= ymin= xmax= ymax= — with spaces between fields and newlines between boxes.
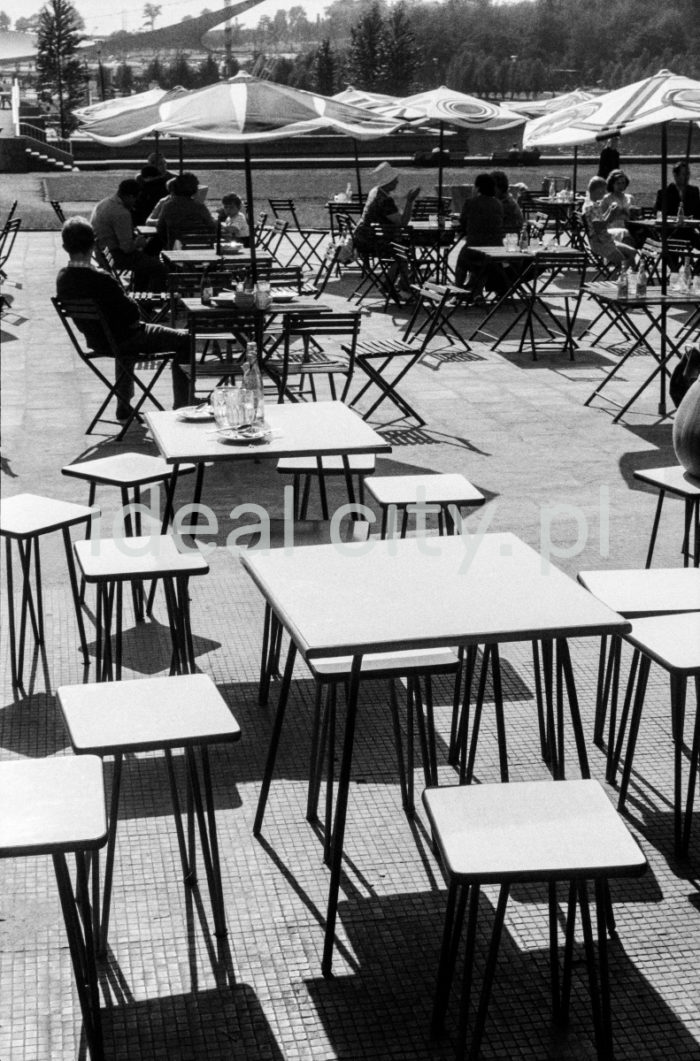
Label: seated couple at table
xmin=146 ymin=171 xmax=217 ymax=250
xmin=56 ymin=218 xmax=190 ymax=421
xmin=453 ymin=172 xmax=520 ymax=300
xmin=582 ymin=176 xmax=637 ymax=267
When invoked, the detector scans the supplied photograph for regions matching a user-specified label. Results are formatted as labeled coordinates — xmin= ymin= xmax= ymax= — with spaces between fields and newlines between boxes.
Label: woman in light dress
xmin=582 ymin=176 xmax=636 ymax=267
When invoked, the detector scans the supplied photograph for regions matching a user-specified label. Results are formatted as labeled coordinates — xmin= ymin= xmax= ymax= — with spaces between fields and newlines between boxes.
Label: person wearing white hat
xmin=352 ymin=161 xmax=420 ymax=295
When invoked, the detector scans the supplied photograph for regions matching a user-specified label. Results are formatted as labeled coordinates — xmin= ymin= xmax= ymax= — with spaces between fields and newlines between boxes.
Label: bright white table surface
xmin=578 ymin=567 xmax=700 ymax=617
xmin=423 ymin=778 xmax=647 ymax=883
xmin=0 ymin=756 xmax=107 ymax=857
xmin=145 ymin=401 xmax=392 ymax=466
xmin=241 ymin=532 xmax=630 ymax=661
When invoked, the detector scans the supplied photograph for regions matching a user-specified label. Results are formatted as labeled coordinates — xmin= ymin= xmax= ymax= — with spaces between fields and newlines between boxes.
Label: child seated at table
xmin=217 ymin=193 xmax=250 ymax=246
xmin=582 ymin=177 xmax=636 ymax=267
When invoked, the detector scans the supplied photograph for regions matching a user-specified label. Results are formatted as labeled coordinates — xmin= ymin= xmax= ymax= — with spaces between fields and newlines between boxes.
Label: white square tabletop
xmin=624 ymin=612 xmax=700 ymax=674
xmin=422 ymin=779 xmax=647 ymax=883
xmin=74 ymin=533 xmax=209 ymax=581
xmin=0 ymin=492 xmax=95 ymax=538
xmin=578 ymin=567 xmax=700 ymax=616
xmin=241 ymin=532 xmax=630 ymax=660
xmin=58 ymin=674 xmax=241 ymax=754
xmin=0 ymin=756 xmax=107 ymax=857
xmin=62 ymin=453 xmax=195 ymax=487
xmin=145 ymin=401 xmax=392 ymax=466
xmin=633 ymin=465 xmax=700 ymax=497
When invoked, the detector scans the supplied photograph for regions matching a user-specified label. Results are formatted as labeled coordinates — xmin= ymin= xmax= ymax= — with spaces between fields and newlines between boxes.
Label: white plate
xmin=177 ymin=405 xmax=215 ymax=422
xmin=271 ymin=293 xmax=297 ymax=303
xmin=217 ymin=425 xmax=268 ymax=444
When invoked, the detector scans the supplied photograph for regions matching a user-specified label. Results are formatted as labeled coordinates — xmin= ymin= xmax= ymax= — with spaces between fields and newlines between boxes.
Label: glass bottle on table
xmin=617 ymin=266 xmax=629 ymax=299
xmin=200 ymin=264 xmax=214 ymax=305
xmin=636 ymin=260 xmax=648 ymax=298
xmin=682 ymin=255 xmax=693 ymax=293
xmin=518 ymin=224 xmax=529 ymax=251
xmin=241 ymin=342 xmax=265 ymax=425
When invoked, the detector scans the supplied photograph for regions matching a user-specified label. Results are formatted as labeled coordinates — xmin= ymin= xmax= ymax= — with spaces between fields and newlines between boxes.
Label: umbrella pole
xmin=437 ymin=121 xmax=444 ymax=208
xmin=686 ymin=120 xmax=693 ymax=167
xmin=353 ymin=140 xmax=363 ymax=200
xmin=178 ymin=138 xmax=184 ymax=175
xmin=154 ymin=129 xmax=159 ymax=155
xmin=572 ymin=145 xmax=578 ymax=196
xmin=659 ymin=121 xmax=668 ymax=416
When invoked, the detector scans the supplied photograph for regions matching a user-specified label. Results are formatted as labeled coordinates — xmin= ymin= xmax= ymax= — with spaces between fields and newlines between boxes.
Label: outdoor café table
xmin=466 ymin=244 xmax=587 ymax=359
xmin=582 ymin=281 xmax=700 ymax=420
xmin=178 ymin=293 xmax=331 ymax=402
xmin=144 ymin=400 xmax=391 ymax=523
xmin=405 ymin=220 xmax=457 ymax=283
xmin=162 ymin=248 xmax=272 ymax=271
xmin=242 ymin=532 xmax=630 ymax=976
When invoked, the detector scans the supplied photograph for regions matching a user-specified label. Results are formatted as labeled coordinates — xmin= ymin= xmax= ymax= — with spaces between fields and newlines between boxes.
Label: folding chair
xmin=93 ymin=243 xmax=133 ymax=291
xmin=52 ymin=295 xmax=173 ymax=440
xmin=351 ymin=226 xmax=403 ymax=309
xmin=265 ymin=310 xmax=360 ymax=403
xmin=255 ymin=264 xmax=315 ymax=294
xmin=402 ymin=281 xmax=472 ymax=355
xmin=0 ymin=216 xmax=21 ymax=282
xmin=348 ymin=337 xmax=426 ymax=425
xmin=172 ymin=227 xmax=217 ymax=250
xmin=50 ymin=200 xmax=66 ymax=224
xmin=257 ymin=216 xmax=290 ymax=266
xmin=411 ymin=196 xmax=451 ymax=220
xmin=268 ymin=198 xmax=327 ymax=271
xmin=1 ymin=199 xmax=17 ymax=228
xmin=182 ymin=308 xmax=260 ymax=401
xmin=327 ymin=199 xmax=363 ymax=240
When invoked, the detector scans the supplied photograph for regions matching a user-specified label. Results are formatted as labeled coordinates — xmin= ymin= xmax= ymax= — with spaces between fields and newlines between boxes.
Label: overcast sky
xmin=3 ymin=0 xmax=523 ymax=40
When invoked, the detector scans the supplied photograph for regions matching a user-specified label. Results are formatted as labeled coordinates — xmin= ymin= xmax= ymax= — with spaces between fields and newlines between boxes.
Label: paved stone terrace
xmin=1 ymin=228 xmax=699 ymax=1060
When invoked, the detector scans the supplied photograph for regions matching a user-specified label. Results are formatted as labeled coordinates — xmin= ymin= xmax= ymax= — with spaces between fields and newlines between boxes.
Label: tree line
xmin=15 ymin=0 xmax=700 ymax=138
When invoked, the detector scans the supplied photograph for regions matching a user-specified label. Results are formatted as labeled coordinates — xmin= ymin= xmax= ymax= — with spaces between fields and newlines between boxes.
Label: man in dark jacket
xmin=56 ymin=217 xmax=189 ymax=420
xmin=654 ymin=161 xmax=700 ymax=219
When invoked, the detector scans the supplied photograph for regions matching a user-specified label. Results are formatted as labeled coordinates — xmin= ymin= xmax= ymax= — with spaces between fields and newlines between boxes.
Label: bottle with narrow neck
xmin=617 ymin=266 xmax=628 ymax=299
xmin=241 ymin=342 xmax=265 ymax=425
xmin=200 ymin=264 xmax=214 ymax=305
xmin=636 ymin=259 xmax=647 ymax=298
xmin=682 ymin=255 xmax=693 ymax=292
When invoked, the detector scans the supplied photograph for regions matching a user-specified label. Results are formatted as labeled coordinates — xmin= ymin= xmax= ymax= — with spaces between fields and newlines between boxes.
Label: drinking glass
xmin=225 ymin=387 xmax=244 ymax=429
xmin=211 ymin=386 xmax=233 ymax=428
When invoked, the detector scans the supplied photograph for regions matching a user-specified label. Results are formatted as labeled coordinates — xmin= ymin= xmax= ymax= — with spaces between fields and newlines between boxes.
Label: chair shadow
xmin=306 ymin=887 xmax=700 ymax=1061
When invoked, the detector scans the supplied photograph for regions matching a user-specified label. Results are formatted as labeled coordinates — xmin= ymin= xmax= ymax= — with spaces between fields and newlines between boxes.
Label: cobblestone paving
xmin=1 ymin=232 xmax=698 ymax=1060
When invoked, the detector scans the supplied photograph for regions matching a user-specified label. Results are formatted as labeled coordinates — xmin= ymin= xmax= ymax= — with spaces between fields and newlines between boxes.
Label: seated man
xmin=56 ymin=217 xmax=190 ymax=421
xmin=491 ymin=169 xmax=523 ymax=234
xmin=155 ymin=171 xmax=217 ymax=250
xmin=654 ymin=161 xmax=700 ymax=219
xmin=90 ymin=178 xmax=167 ymax=292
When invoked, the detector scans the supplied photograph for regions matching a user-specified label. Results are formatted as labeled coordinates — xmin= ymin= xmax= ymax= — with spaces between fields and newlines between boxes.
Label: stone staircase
xmin=19 ymin=122 xmax=78 ymax=171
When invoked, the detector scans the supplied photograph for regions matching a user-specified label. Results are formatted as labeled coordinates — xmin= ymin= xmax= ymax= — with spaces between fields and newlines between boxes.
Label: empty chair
xmin=266 ymin=310 xmax=360 ymax=403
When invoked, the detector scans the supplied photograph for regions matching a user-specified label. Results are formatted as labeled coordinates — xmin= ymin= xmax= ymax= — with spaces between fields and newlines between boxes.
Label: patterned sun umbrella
xmin=396 ymin=86 xmax=525 ymax=201
xmin=331 ymin=87 xmax=425 ymax=122
xmin=80 ymin=73 xmax=403 ymax=278
xmin=74 ymin=87 xmax=180 ymax=124
xmin=522 ymin=70 xmax=700 ymax=148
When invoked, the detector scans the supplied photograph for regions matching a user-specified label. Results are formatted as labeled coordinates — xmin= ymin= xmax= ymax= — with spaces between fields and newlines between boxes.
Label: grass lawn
xmin=4 ymin=161 xmax=676 ymax=230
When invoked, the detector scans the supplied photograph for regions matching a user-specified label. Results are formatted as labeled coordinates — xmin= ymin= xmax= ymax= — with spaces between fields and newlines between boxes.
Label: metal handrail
xmin=19 ymin=121 xmax=74 ymax=158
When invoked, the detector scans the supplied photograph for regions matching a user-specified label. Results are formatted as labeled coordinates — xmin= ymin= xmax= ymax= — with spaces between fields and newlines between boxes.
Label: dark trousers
xmin=112 ymin=248 xmax=168 ymax=293
xmin=115 ymin=323 xmax=190 ymax=410
xmin=455 ymin=246 xmax=513 ymax=296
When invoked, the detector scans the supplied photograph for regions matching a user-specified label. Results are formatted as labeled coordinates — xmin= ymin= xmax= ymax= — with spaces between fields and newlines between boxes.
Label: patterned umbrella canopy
xmin=331 ymin=87 xmax=424 ymax=122
xmin=510 ymin=89 xmax=596 ymax=121
xmin=74 ymin=86 xmax=191 ymax=144
xmin=399 ymin=85 xmax=525 ymax=132
xmin=74 ymin=87 xmax=180 ymax=124
xmin=394 ymin=85 xmax=524 ymax=202
xmin=522 ymin=70 xmax=700 ymax=148
xmin=153 ymin=72 xmax=403 ymax=142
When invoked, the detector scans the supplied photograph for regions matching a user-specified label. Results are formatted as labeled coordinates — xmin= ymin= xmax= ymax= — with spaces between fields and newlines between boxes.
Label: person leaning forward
xmin=90 ymin=178 xmax=167 ymax=292
xmin=56 ymin=217 xmax=190 ymax=421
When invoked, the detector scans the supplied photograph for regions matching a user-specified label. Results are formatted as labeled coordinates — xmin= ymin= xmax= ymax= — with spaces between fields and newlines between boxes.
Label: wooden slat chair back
xmin=266 ymin=310 xmax=361 ymax=402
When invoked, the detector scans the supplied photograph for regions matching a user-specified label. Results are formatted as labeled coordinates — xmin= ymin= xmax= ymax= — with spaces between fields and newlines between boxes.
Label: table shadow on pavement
xmin=101 ymin=983 xmax=284 ymax=1061
xmin=307 ymin=888 xmax=700 ymax=1061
